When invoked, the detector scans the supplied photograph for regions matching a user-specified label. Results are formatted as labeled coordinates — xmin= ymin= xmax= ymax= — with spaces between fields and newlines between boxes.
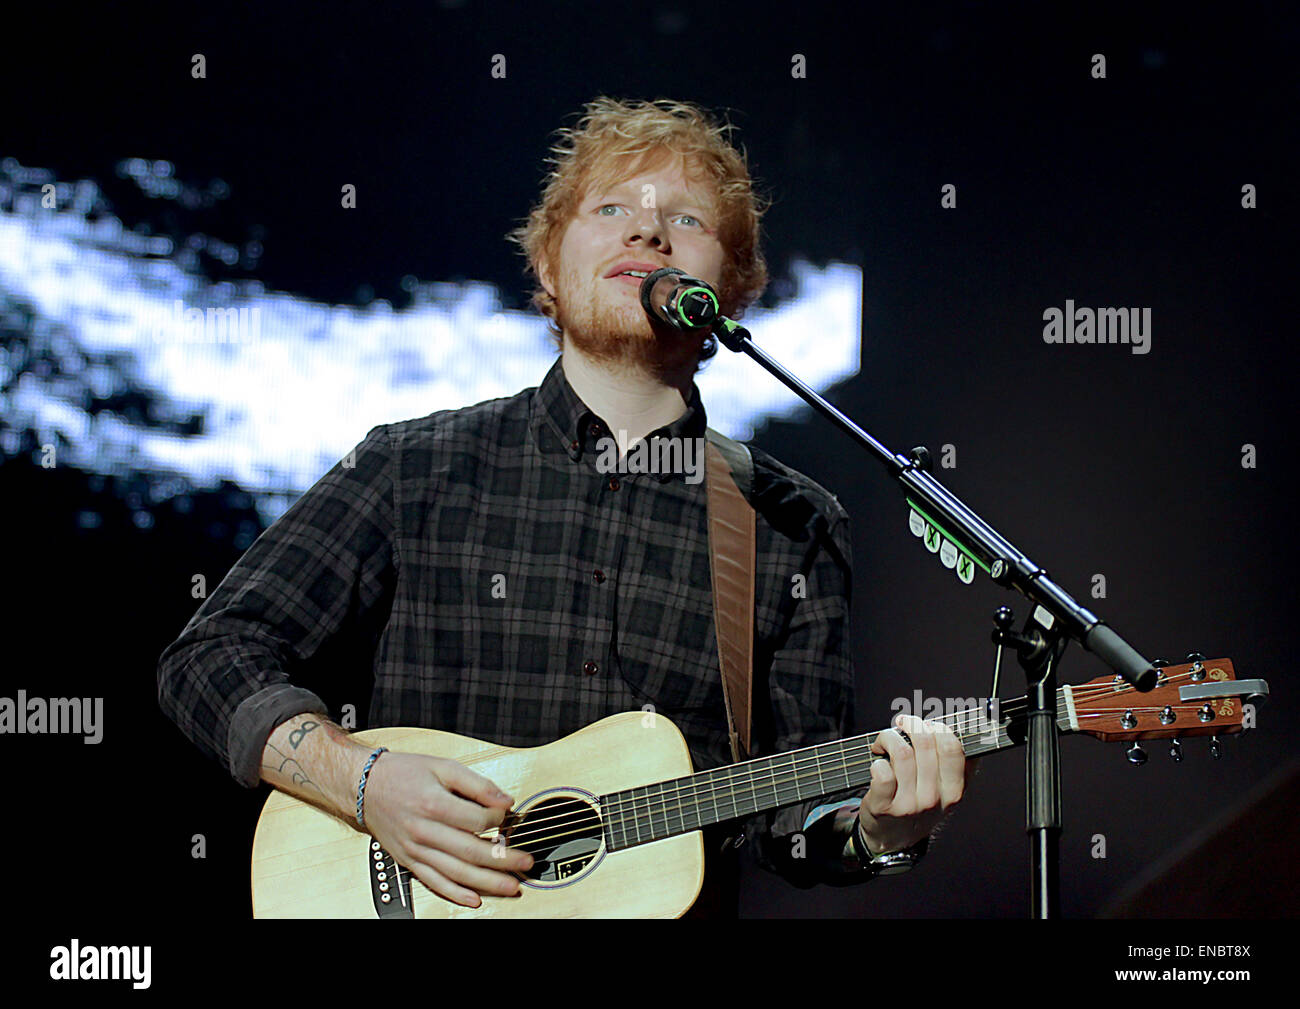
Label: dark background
xmin=1 ymin=0 xmax=1295 ymax=942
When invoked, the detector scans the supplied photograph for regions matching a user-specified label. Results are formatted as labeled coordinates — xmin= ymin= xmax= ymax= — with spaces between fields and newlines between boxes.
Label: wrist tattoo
xmin=287 ymin=718 xmax=320 ymax=749
xmin=263 ymin=741 xmax=324 ymax=796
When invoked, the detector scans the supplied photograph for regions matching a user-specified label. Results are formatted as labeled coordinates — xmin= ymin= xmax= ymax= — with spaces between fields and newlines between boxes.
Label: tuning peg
xmin=1209 ymin=736 xmax=1221 ymax=759
xmin=1170 ymin=739 xmax=1183 ymax=762
xmin=1126 ymin=742 xmax=1148 ymax=765
xmin=1151 ymin=657 xmax=1170 ymax=667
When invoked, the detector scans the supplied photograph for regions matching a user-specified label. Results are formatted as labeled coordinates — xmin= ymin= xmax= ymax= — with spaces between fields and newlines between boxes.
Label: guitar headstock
xmin=1067 ymin=655 xmax=1270 ymax=763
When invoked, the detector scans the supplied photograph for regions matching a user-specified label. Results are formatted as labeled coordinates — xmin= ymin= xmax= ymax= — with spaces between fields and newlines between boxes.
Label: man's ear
xmin=538 ymin=252 xmax=556 ymax=299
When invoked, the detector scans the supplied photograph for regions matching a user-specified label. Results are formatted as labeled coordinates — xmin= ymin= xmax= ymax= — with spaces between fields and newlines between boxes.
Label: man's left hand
xmin=857 ymin=713 xmax=979 ymax=856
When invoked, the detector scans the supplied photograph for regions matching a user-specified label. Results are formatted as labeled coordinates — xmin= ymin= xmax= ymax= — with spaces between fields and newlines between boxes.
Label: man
xmin=157 ymin=97 xmax=975 ymax=918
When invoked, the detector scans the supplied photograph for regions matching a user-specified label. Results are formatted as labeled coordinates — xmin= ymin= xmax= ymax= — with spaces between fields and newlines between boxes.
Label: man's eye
xmin=597 ymin=204 xmax=627 ymax=216
xmin=675 ymin=215 xmax=701 ymax=227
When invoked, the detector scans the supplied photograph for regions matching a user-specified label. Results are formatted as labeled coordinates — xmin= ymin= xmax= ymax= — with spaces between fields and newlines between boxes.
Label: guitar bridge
xmin=367 ymin=840 xmax=414 ymax=918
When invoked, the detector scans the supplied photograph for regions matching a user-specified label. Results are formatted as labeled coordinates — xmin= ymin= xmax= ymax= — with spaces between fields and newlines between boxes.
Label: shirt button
xmin=592 ymin=569 xmax=605 ymax=583
xmin=588 ymin=422 xmax=602 ymax=438
xmin=583 ymin=660 xmax=599 ymax=676
xmin=569 ymin=440 xmax=580 ymax=453
xmin=607 ymin=476 xmax=620 ymax=491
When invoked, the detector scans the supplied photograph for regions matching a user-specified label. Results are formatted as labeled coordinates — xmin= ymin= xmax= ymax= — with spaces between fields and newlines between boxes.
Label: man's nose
xmin=623 ymin=208 xmax=669 ymax=250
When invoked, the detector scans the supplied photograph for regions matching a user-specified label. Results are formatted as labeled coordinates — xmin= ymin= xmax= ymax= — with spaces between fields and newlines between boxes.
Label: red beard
xmin=554 ymin=269 xmax=705 ymax=379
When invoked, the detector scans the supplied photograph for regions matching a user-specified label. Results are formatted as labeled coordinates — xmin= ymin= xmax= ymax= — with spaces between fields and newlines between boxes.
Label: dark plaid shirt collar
xmin=529 ymin=356 xmax=708 ymax=482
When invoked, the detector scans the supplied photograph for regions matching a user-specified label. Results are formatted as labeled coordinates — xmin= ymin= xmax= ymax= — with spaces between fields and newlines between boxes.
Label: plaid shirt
xmin=157 ymin=357 xmax=874 ymax=908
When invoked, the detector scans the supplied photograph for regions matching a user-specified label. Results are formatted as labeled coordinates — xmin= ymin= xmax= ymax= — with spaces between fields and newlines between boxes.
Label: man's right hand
xmin=260 ymin=714 xmax=534 ymax=909
xmin=360 ymin=751 xmax=535 ymax=908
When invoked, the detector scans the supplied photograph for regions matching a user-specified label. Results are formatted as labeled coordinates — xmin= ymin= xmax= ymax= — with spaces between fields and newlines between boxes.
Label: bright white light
xmin=0 ymin=162 xmax=862 ymax=525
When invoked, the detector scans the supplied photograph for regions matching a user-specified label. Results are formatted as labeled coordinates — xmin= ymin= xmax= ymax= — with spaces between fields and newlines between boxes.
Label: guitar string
xmin=424 ymin=709 xmax=1225 ymax=887
xmin=586 ymin=670 xmax=1229 ymax=838
xmin=502 ymin=671 xmax=1223 ymax=848
xmin=515 ymin=669 xmax=1204 ymax=843
xmin=519 ymin=695 xmax=1211 ymax=868
xmin=421 ymin=671 xmax=1217 ymax=849
xmin=481 ymin=669 xmax=1232 ymax=850
xmin=390 ymin=670 xmax=1231 ymax=887
xmin=373 ymin=671 xmax=1215 ymax=855
xmin=492 ymin=720 xmax=1219 ymax=855
xmin=517 ymin=711 xmax=1228 ymax=851
xmin=414 ymin=689 xmax=1217 ymax=885
xmin=388 ymin=668 xmax=1230 ymax=892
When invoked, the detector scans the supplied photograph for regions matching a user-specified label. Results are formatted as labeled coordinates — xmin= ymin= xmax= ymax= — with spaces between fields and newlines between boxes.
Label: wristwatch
xmin=849 ymin=816 xmax=929 ymax=876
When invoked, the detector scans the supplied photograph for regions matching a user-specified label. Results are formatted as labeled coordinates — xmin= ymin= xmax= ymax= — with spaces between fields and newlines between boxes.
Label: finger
xmin=864 ymin=730 xmax=907 ymax=816
xmin=418 ymin=842 xmax=525 ymax=899
xmin=902 ymin=715 xmax=940 ymax=812
xmin=425 ymin=766 xmax=516 ymax=833
xmin=881 ymin=718 xmax=917 ymax=813
xmin=401 ymin=848 xmax=484 ymax=908
xmin=419 ymin=785 xmax=510 ymax=834
xmin=931 ymin=719 xmax=969 ymax=809
xmin=436 ymin=759 xmax=515 ymax=809
xmin=419 ymin=819 xmax=534 ymax=875
xmin=863 ymin=753 xmax=897 ymax=817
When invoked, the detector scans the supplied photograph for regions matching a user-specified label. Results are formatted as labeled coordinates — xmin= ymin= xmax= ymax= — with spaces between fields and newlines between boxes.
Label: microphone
xmin=639 ymin=267 xmax=720 ymax=331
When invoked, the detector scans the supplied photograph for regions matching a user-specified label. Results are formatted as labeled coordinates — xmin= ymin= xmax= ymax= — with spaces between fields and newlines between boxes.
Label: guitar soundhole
xmin=506 ymin=793 xmax=604 ymax=887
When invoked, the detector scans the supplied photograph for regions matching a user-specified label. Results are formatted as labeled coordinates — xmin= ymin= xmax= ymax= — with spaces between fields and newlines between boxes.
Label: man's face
xmin=539 ymin=153 xmax=727 ymax=375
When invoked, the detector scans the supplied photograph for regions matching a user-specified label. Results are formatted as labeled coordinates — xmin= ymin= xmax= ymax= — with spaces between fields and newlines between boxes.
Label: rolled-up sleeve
xmin=156 ymin=425 xmax=397 ymax=787
xmin=748 ymin=511 xmax=875 ymax=886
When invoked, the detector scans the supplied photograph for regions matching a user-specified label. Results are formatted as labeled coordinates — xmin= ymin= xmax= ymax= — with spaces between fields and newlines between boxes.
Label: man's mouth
xmin=605 ymin=261 xmax=665 ymax=281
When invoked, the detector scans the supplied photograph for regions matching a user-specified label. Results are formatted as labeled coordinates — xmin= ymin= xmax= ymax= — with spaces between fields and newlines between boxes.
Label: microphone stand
xmin=708 ymin=313 xmax=1158 ymax=920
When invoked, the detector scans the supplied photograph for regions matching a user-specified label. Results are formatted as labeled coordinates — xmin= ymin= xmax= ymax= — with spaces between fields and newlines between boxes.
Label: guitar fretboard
xmin=599 ymin=690 xmax=1071 ymax=851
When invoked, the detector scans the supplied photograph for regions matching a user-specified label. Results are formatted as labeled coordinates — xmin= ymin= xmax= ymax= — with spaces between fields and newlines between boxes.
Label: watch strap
xmin=851 ymin=817 xmax=929 ymax=875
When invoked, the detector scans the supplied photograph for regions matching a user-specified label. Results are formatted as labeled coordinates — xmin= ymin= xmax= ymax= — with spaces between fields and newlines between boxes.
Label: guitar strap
xmin=704 ymin=427 xmax=756 ymax=764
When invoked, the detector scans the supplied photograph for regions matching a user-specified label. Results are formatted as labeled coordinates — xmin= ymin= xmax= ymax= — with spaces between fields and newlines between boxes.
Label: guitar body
xmin=251 ymin=712 xmax=705 ymax=918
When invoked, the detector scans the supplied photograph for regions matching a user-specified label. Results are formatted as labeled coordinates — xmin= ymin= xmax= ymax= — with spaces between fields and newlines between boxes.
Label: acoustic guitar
xmin=250 ymin=656 xmax=1267 ymax=917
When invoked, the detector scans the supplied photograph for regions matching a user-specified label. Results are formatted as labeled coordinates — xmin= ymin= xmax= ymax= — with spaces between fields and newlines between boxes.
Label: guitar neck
xmin=600 ymin=687 xmax=1074 ymax=851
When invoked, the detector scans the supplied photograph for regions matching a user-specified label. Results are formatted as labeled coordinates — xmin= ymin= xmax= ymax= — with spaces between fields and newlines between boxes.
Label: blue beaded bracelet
xmin=355 ymin=746 xmax=388 ymax=829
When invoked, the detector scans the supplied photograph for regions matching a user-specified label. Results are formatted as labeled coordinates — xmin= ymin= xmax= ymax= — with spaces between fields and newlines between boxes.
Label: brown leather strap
xmin=705 ymin=428 xmax=756 ymax=763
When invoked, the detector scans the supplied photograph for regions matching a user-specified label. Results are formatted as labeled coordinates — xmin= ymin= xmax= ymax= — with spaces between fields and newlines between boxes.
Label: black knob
xmin=1126 ymin=742 xmax=1148 ymax=765
xmin=1169 ymin=739 xmax=1183 ymax=762
xmin=993 ymin=606 xmax=1015 ymax=632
